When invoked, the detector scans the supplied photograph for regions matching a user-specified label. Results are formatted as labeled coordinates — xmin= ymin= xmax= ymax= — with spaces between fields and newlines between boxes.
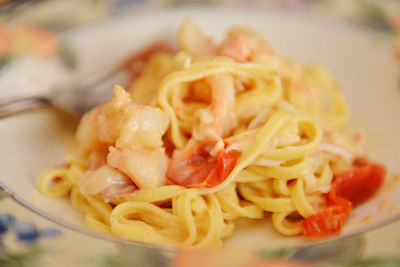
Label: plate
xmin=1 ymin=5 xmax=400 ymax=252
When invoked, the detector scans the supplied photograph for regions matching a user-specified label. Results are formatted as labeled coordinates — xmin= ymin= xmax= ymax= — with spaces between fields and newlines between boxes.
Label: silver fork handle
xmin=0 ymin=96 xmax=52 ymax=119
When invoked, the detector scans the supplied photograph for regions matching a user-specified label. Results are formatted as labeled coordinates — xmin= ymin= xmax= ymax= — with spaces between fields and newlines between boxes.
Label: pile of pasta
xmin=38 ymin=19 xmax=369 ymax=248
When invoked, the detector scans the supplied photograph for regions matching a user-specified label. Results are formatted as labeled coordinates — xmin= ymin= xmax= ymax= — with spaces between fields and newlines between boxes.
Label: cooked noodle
xmin=38 ymin=19 xmax=371 ymax=247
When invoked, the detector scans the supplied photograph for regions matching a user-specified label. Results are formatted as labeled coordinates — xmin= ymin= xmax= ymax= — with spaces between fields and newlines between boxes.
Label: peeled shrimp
xmin=192 ymin=74 xmax=237 ymax=141
xmin=107 ymin=146 xmax=168 ymax=189
xmin=178 ymin=17 xmax=215 ymax=56
xmin=76 ymin=85 xmax=169 ymax=154
xmin=79 ymin=164 xmax=137 ymax=202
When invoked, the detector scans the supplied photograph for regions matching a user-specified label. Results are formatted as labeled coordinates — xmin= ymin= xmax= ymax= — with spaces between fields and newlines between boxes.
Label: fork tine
xmin=0 ymin=96 xmax=52 ymax=119
xmin=51 ymin=70 xmax=130 ymax=117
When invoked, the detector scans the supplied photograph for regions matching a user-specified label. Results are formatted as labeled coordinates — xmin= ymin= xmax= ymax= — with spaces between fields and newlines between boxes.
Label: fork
xmin=0 ymin=69 xmax=129 ymax=120
xmin=0 ymin=39 xmax=174 ymax=120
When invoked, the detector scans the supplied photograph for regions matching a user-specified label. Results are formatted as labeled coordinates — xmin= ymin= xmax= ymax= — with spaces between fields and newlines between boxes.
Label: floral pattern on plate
xmin=0 ymin=212 xmax=60 ymax=267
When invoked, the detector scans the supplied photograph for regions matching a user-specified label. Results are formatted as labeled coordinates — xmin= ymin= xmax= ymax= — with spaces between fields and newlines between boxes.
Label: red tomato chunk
xmin=302 ymin=161 xmax=386 ymax=238
xmin=166 ymin=141 xmax=239 ymax=188
xmin=328 ymin=162 xmax=386 ymax=206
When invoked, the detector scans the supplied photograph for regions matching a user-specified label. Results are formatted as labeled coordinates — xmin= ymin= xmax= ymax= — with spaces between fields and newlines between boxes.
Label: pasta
xmin=37 ymin=19 xmax=386 ymax=247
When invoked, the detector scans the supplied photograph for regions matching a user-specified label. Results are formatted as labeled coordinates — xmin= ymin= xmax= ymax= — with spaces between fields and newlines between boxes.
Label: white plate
xmin=1 ymin=5 xmax=400 ymax=251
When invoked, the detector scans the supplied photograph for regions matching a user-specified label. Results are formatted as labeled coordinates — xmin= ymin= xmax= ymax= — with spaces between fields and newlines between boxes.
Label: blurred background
xmin=0 ymin=0 xmax=399 ymax=72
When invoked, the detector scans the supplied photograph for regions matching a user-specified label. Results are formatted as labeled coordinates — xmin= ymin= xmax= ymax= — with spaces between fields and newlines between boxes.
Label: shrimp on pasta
xmin=38 ymin=18 xmax=386 ymax=247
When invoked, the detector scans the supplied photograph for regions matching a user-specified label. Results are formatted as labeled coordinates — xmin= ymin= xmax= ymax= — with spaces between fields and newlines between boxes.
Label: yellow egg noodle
xmin=37 ymin=19 xmax=362 ymax=247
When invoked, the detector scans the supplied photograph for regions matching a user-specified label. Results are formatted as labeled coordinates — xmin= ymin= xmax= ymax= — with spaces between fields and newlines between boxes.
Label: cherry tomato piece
xmin=302 ymin=197 xmax=352 ymax=238
xmin=328 ymin=162 xmax=386 ymax=206
xmin=166 ymin=141 xmax=239 ymax=188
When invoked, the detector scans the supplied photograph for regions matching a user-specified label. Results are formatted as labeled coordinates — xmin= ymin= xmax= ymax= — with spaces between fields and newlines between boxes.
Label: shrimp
xmin=87 ymin=150 xmax=107 ymax=171
xmin=76 ymin=85 xmax=169 ymax=154
xmin=321 ymin=130 xmax=364 ymax=160
xmin=76 ymin=108 xmax=106 ymax=155
xmin=117 ymin=105 xmax=169 ymax=150
xmin=77 ymin=85 xmax=170 ymax=191
xmin=318 ymin=130 xmax=367 ymax=174
xmin=76 ymin=85 xmax=131 ymax=155
xmin=107 ymin=146 xmax=168 ymax=189
xmin=218 ymin=27 xmax=303 ymax=80
xmin=218 ymin=27 xmax=274 ymax=63
xmin=192 ymin=74 xmax=237 ymax=142
xmin=95 ymin=85 xmax=132 ymax=145
xmin=178 ymin=17 xmax=215 ymax=56
xmin=79 ymin=164 xmax=137 ymax=202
